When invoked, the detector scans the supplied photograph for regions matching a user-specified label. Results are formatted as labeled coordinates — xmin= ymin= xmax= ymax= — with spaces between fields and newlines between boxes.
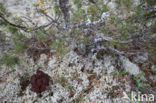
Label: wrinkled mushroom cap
xmin=30 ymin=70 xmax=50 ymax=93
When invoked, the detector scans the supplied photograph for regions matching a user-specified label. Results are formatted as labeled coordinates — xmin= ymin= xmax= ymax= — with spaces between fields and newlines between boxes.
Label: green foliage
xmin=87 ymin=5 xmax=98 ymax=15
xmin=72 ymin=97 xmax=85 ymax=103
xmin=69 ymin=28 xmax=87 ymax=45
xmin=0 ymin=3 xmax=7 ymax=13
xmin=115 ymin=0 xmax=133 ymax=9
xmin=0 ymin=55 xmax=20 ymax=68
xmin=131 ymin=6 xmax=145 ymax=21
xmin=118 ymin=70 xmax=127 ymax=75
xmin=100 ymin=4 xmax=109 ymax=14
xmin=108 ymin=16 xmax=141 ymax=41
xmin=115 ymin=20 xmax=140 ymax=40
xmin=131 ymin=73 xmax=150 ymax=90
xmin=87 ymin=5 xmax=98 ymax=19
xmin=109 ymin=39 xmax=121 ymax=49
xmin=0 ymin=38 xmax=5 ymax=43
xmin=58 ymin=76 xmax=66 ymax=87
xmin=132 ymin=74 xmax=142 ymax=85
xmin=74 ymin=30 xmax=88 ymax=44
xmin=136 ymin=73 xmax=145 ymax=78
xmin=73 ymin=0 xmax=82 ymax=8
xmin=141 ymin=85 xmax=150 ymax=89
xmin=108 ymin=15 xmax=116 ymax=24
xmin=71 ymin=9 xmax=86 ymax=22
xmin=4 ymin=24 xmax=26 ymax=54
xmin=12 ymin=33 xmax=25 ymax=41
xmin=7 ymin=24 xmax=19 ymax=34
xmin=0 ymin=19 xmax=5 ymax=26
xmin=112 ymin=70 xmax=127 ymax=75
xmin=65 ymin=84 xmax=73 ymax=91
xmin=12 ymin=16 xmax=25 ymax=26
xmin=58 ymin=77 xmax=73 ymax=91
xmin=148 ymin=48 xmax=156 ymax=63
xmin=0 ymin=32 xmax=5 ymax=43
xmin=50 ymin=37 xmax=66 ymax=57
xmin=13 ymin=41 xmax=26 ymax=53
xmin=142 ymin=0 xmax=156 ymax=6
xmin=35 ymin=28 xmax=50 ymax=41
xmin=53 ymin=4 xmax=61 ymax=16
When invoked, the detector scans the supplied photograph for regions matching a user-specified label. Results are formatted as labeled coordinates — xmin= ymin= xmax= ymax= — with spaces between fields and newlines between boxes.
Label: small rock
xmin=120 ymin=56 xmax=141 ymax=75
xmin=38 ymin=54 xmax=47 ymax=66
xmin=133 ymin=53 xmax=148 ymax=63
xmin=151 ymin=65 xmax=156 ymax=72
xmin=48 ymin=57 xmax=57 ymax=68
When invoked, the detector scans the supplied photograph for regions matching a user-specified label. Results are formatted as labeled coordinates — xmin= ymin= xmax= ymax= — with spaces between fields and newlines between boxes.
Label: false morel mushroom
xmin=30 ymin=70 xmax=50 ymax=93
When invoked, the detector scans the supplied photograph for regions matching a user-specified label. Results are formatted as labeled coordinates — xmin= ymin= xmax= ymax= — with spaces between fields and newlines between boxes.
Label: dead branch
xmin=0 ymin=13 xmax=27 ymax=29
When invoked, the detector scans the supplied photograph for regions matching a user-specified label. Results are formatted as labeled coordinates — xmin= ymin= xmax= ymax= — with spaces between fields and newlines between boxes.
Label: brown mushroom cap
xmin=30 ymin=70 xmax=50 ymax=93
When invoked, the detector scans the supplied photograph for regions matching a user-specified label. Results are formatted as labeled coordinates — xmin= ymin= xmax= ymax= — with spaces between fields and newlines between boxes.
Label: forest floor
xmin=0 ymin=0 xmax=156 ymax=103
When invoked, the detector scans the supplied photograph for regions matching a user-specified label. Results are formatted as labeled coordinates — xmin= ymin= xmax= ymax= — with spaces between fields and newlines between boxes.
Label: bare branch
xmin=107 ymin=47 xmax=141 ymax=55
xmin=0 ymin=13 xmax=27 ymax=29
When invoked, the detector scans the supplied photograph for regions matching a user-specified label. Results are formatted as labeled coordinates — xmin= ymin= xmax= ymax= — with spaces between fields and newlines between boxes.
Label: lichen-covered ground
xmin=0 ymin=0 xmax=156 ymax=103
xmin=0 ymin=48 xmax=156 ymax=103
